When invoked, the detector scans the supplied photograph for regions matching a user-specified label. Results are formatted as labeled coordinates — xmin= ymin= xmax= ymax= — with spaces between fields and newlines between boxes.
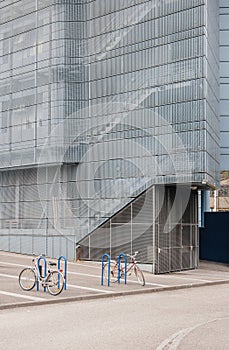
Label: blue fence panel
xmin=200 ymin=212 xmax=229 ymax=263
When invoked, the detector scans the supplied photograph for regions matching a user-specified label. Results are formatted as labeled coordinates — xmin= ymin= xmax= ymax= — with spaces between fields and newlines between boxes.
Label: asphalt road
xmin=1 ymin=283 xmax=229 ymax=350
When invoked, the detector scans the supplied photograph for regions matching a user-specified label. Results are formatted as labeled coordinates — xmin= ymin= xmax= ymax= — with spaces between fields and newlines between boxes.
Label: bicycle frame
xmin=119 ymin=260 xmax=136 ymax=274
xmin=33 ymin=256 xmax=56 ymax=290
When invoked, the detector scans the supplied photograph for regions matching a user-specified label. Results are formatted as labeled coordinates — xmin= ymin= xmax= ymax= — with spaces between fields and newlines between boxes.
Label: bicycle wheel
xmin=134 ymin=266 xmax=145 ymax=286
xmin=103 ymin=262 xmax=118 ymax=283
xmin=46 ymin=271 xmax=64 ymax=296
xmin=19 ymin=268 xmax=36 ymax=291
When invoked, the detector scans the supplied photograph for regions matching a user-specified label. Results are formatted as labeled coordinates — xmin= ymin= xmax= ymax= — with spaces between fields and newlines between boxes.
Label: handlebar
xmin=32 ymin=254 xmax=46 ymax=264
xmin=114 ymin=252 xmax=140 ymax=261
xmin=126 ymin=251 xmax=139 ymax=260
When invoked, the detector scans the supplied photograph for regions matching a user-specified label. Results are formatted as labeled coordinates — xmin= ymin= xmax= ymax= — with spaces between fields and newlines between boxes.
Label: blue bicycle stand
xmin=101 ymin=254 xmax=111 ymax=287
xmin=37 ymin=255 xmax=47 ymax=292
xmin=118 ymin=253 xmax=127 ymax=284
xmin=58 ymin=256 xmax=67 ymax=290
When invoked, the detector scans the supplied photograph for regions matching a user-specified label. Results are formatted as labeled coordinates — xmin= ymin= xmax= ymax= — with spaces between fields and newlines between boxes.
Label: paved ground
xmin=1 ymin=251 xmax=229 ymax=310
xmin=1 ymin=284 xmax=229 ymax=349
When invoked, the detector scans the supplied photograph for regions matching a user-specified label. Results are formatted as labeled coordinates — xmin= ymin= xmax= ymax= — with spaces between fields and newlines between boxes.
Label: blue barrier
xmin=118 ymin=253 xmax=127 ymax=284
xmin=58 ymin=256 xmax=67 ymax=290
xmin=37 ymin=255 xmax=47 ymax=292
xmin=101 ymin=254 xmax=110 ymax=287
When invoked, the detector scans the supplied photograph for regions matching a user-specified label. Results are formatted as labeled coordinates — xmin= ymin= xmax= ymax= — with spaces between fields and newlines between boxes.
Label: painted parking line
xmin=67 ymin=283 xmax=112 ymax=294
xmin=68 ymin=261 xmax=101 ymax=269
xmin=69 ymin=271 xmax=167 ymax=287
xmin=156 ymin=273 xmax=215 ymax=283
xmin=169 ymin=276 xmax=213 ymax=283
xmin=0 ymin=273 xmax=18 ymax=279
xmin=0 ymin=290 xmax=45 ymax=302
xmin=0 ymin=271 xmax=111 ymax=295
xmin=0 ymin=261 xmax=27 ymax=268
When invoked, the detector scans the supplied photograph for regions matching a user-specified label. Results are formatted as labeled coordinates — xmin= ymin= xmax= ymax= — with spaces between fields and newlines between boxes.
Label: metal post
xmin=118 ymin=253 xmax=127 ymax=284
xmin=101 ymin=254 xmax=110 ymax=287
xmin=58 ymin=256 xmax=67 ymax=290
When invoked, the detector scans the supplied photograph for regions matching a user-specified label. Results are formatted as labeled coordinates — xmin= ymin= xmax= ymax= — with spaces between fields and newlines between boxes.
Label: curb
xmin=1 ymin=279 xmax=229 ymax=311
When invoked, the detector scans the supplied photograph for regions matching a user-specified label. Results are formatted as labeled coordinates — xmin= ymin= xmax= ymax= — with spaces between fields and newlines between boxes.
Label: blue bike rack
xmin=58 ymin=256 xmax=67 ymax=290
xmin=37 ymin=255 xmax=47 ymax=292
xmin=118 ymin=253 xmax=127 ymax=284
xmin=101 ymin=254 xmax=110 ymax=287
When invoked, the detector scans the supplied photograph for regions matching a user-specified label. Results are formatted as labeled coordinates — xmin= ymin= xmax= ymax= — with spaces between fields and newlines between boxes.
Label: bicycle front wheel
xmin=19 ymin=268 xmax=36 ymax=291
xmin=104 ymin=262 xmax=118 ymax=283
xmin=134 ymin=266 xmax=145 ymax=286
xmin=46 ymin=271 xmax=64 ymax=296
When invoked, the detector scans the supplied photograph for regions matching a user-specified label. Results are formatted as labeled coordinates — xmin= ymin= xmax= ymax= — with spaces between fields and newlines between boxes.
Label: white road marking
xmin=69 ymin=271 xmax=100 ymax=278
xmin=156 ymin=318 xmax=229 ymax=350
xmin=0 ymin=261 xmax=27 ymax=268
xmin=69 ymin=271 xmax=167 ymax=287
xmin=68 ymin=261 xmax=101 ymax=269
xmin=0 ymin=272 xmax=111 ymax=295
xmin=0 ymin=290 xmax=45 ymax=301
xmin=67 ymin=283 xmax=112 ymax=294
xmin=168 ymin=276 xmax=212 ymax=283
xmin=0 ymin=273 xmax=18 ymax=279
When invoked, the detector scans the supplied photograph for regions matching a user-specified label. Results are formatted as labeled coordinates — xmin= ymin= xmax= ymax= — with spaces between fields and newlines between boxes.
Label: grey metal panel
xmin=9 ymin=235 xmax=20 ymax=253
xmin=47 ymin=236 xmax=54 ymax=259
xmin=53 ymin=237 xmax=61 ymax=259
xmin=59 ymin=236 xmax=67 ymax=258
xmin=33 ymin=236 xmax=46 ymax=256
xmin=171 ymin=248 xmax=182 ymax=272
xmin=221 ymin=155 xmax=229 ymax=170
xmin=20 ymin=235 xmax=33 ymax=255
xmin=0 ymin=235 xmax=9 ymax=251
xmin=66 ymin=237 xmax=76 ymax=261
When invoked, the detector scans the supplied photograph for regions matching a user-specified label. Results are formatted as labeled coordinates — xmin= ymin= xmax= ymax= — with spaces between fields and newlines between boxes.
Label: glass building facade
xmin=0 ymin=0 xmax=220 ymax=272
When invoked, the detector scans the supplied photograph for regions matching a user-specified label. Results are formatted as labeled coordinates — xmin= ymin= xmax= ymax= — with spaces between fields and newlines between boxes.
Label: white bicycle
xmin=19 ymin=255 xmax=64 ymax=296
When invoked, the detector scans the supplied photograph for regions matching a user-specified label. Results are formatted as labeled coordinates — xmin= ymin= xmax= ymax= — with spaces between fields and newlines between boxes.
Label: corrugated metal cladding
xmin=79 ymin=186 xmax=199 ymax=274
xmin=220 ymin=0 xmax=229 ymax=170
xmin=0 ymin=1 xmax=219 ymax=272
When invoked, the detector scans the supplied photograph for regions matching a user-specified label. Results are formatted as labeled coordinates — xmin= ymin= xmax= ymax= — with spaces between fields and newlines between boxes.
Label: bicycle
xmin=19 ymin=255 xmax=64 ymax=296
xmin=104 ymin=251 xmax=145 ymax=286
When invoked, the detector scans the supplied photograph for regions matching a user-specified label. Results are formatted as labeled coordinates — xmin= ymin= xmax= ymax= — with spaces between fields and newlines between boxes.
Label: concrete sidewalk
xmin=1 ymin=251 xmax=229 ymax=310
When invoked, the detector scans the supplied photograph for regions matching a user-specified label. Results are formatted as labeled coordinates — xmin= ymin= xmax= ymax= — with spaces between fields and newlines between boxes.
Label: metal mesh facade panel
xmin=220 ymin=0 xmax=229 ymax=169
xmin=0 ymin=1 xmax=219 ymax=266
xmin=80 ymin=186 xmax=199 ymax=274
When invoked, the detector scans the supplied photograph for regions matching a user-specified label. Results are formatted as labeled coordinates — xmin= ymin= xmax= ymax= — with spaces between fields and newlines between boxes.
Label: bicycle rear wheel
xmin=104 ymin=262 xmax=118 ymax=283
xmin=134 ymin=266 xmax=145 ymax=286
xmin=19 ymin=268 xmax=36 ymax=291
xmin=46 ymin=271 xmax=64 ymax=296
